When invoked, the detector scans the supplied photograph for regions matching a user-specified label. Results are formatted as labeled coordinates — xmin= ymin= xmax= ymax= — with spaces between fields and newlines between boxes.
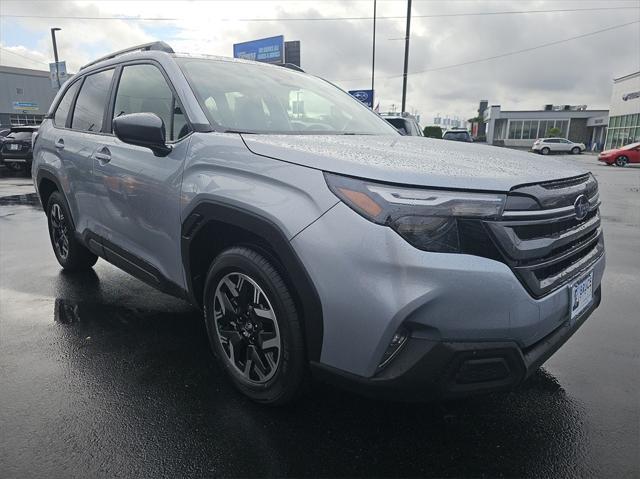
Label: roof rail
xmin=278 ymin=63 xmax=305 ymax=73
xmin=80 ymin=41 xmax=174 ymax=70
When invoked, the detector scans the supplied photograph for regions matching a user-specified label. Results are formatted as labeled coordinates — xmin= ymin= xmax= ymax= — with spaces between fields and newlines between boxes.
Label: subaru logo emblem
xmin=353 ymin=91 xmax=368 ymax=101
xmin=574 ymin=194 xmax=590 ymax=221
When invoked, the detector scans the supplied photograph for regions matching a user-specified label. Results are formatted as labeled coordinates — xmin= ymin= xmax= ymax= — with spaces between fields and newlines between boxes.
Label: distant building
xmin=0 ymin=65 xmax=57 ymax=127
xmin=483 ymin=104 xmax=608 ymax=150
xmin=604 ymin=71 xmax=640 ymax=149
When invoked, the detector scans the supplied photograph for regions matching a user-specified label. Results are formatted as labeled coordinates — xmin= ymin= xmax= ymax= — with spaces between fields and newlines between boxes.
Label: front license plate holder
xmin=570 ymin=270 xmax=593 ymax=320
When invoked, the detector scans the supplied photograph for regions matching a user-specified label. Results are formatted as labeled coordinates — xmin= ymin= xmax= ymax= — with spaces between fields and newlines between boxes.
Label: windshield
xmin=177 ymin=58 xmax=398 ymax=135
xmin=622 ymin=142 xmax=640 ymax=150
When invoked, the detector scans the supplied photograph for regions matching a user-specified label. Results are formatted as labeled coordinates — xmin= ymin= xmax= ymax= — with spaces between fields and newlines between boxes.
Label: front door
xmin=92 ymin=63 xmax=191 ymax=288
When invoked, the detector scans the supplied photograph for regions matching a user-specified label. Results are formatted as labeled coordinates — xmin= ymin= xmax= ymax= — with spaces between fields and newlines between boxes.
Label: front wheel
xmin=46 ymin=191 xmax=98 ymax=271
xmin=615 ymin=156 xmax=628 ymax=167
xmin=571 ymin=147 xmax=581 ymax=154
xmin=540 ymin=147 xmax=550 ymax=155
xmin=203 ymin=246 xmax=306 ymax=405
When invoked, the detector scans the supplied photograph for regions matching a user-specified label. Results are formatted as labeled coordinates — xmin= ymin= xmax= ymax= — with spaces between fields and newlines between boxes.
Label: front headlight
xmin=325 ymin=172 xmax=506 ymax=253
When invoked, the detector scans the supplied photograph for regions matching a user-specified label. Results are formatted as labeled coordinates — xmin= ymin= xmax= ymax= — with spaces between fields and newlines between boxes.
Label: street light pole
xmin=371 ymin=0 xmax=377 ymax=109
xmin=400 ymin=0 xmax=412 ymax=113
xmin=50 ymin=27 xmax=61 ymax=89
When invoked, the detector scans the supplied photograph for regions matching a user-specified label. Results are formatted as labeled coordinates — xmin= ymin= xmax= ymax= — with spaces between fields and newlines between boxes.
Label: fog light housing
xmin=377 ymin=327 xmax=409 ymax=371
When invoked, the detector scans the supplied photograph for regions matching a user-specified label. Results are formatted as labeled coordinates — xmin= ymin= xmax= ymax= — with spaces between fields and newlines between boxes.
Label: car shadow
xmin=41 ymin=269 xmax=592 ymax=477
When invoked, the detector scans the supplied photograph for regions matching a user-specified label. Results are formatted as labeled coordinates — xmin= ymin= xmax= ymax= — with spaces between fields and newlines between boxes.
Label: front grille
xmin=483 ymin=174 xmax=604 ymax=298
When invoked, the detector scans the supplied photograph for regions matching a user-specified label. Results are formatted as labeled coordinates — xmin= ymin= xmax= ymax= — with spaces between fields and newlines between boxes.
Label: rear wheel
xmin=571 ymin=146 xmax=581 ymax=154
xmin=615 ymin=156 xmax=628 ymax=167
xmin=541 ymin=147 xmax=550 ymax=155
xmin=46 ymin=191 xmax=98 ymax=271
xmin=203 ymin=246 xmax=306 ymax=405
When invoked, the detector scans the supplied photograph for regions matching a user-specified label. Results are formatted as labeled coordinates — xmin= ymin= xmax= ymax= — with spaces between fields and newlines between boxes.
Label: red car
xmin=598 ymin=142 xmax=640 ymax=167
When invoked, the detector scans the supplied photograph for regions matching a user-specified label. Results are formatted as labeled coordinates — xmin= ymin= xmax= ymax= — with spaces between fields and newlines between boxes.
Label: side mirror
xmin=113 ymin=112 xmax=172 ymax=157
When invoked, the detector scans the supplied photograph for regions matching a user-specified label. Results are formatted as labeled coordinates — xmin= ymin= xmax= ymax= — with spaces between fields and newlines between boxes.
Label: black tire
xmin=615 ymin=156 xmax=628 ymax=167
xmin=46 ymin=191 xmax=98 ymax=271
xmin=203 ymin=246 xmax=306 ymax=405
xmin=541 ymin=147 xmax=550 ymax=155
xmin=571 ymin=147 xmax=581 ymax=154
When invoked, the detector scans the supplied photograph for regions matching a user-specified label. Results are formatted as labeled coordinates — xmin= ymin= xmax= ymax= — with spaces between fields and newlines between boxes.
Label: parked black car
xmin=0 ymin=126 xmax=38 ymax=175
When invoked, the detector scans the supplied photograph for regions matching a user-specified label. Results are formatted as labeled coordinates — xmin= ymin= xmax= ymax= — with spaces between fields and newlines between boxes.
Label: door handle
xmin=54 ymin=139 xmax=64 ymax=149
xmin=93 ymin=147 xmax=111 ymax=164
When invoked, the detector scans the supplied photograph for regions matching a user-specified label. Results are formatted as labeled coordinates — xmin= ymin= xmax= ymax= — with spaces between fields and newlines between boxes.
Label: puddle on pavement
xmin=0 ymin=193 xmax=41 ymax=207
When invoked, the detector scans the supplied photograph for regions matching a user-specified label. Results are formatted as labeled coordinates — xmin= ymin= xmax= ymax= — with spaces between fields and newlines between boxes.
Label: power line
xmin=0 ymin=6 xmax=637 ymax=22
xmin=334 ymin=20 xmax=640 ymax=83
xmin=0 ymin=47 xmax=49 ymax=66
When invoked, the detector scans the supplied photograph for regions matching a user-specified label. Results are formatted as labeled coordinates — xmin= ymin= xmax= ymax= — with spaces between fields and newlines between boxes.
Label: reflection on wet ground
xmin=0 ymin=192 xmax=41 ymax=207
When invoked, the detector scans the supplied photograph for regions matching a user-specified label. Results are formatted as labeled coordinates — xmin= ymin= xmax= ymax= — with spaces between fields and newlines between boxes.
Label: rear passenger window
xmin=72 ymin=69 xmax=114 ymax=132
xmin=54 ymin=81 xmax=81 ymax=127
xmin=113 ymin=64 xmax=190 ymax=141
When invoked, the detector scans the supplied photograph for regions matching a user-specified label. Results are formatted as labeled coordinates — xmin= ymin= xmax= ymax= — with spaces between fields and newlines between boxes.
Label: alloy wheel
xmin=213 ymin=272 xmax=281 ymax=384
xmin=50 ymin=203 xmax=69 ymax=259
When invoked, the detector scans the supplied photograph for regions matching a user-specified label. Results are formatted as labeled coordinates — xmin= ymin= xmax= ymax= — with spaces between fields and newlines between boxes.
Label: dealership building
xmin=0 ymin=65 xmax=57 ymax=127
xmin=483 ymin=103 xmax=608 ymax=150
xmin=604 ymin=71 xmax=640 ymax=150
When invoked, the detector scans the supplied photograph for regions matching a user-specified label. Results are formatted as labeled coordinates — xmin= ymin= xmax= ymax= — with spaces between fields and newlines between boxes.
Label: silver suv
xmin=33 ymin=42 xmax=605 ymax=404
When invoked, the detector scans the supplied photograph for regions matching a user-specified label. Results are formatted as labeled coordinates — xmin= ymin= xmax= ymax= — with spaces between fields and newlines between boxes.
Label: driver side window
xmin=113 ymin=64 xmax=190 ymax=141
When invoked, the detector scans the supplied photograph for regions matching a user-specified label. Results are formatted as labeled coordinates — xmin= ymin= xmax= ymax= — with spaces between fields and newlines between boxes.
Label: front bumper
xmin=311 ymin=285 xmax=601 ymax=400
xmin=292 ymin=201 xmax=605 ymax=379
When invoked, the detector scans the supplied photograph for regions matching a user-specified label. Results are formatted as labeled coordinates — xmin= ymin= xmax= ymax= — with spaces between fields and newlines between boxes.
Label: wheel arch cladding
xmin=37 ymin=171 xmax=61 ymax=212
xmin=182 ymin=201 xmax=324 ymax=362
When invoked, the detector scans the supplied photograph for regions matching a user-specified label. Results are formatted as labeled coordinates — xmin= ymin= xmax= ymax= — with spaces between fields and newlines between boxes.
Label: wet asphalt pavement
xmin=1 ymin=159 xmax=639 ymax=478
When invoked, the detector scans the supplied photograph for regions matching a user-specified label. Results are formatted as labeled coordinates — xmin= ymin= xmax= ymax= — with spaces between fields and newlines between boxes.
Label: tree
xmin=423 ymin=126 xmax=443 ymax=139
xmin=547 ymin=127 xmax=562 ymax=137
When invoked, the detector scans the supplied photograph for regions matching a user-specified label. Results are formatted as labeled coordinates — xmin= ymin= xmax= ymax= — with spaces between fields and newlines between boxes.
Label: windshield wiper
xmin=223 ymin=128 xmax=256 ymax=134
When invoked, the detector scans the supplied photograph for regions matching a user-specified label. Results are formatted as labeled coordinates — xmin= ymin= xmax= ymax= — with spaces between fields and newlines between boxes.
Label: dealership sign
xmin=348 ymin=89 xmax=374 ymax=108
xmin=622 ymin=91 xmax=640 ymax=101
xmin=12 ymin=101 xmax=39 ymax=112
xmin=233 ymin=35 xmax=284 ymax=64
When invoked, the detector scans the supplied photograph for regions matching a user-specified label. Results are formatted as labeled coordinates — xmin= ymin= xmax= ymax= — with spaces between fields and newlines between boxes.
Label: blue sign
xmin=348 ymin=89 xmax=374 ymax=108
xmin=233 ymin=35 xmax=284 ymax=64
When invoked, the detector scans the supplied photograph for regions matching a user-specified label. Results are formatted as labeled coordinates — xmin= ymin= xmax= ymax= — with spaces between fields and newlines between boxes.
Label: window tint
xmin=113 ymin=64 xmax=190 ymax=141
xmin=72 ymin=69 xmax=114 ymax=132
xmin=54 ymin=80 xmax=81 ymax=127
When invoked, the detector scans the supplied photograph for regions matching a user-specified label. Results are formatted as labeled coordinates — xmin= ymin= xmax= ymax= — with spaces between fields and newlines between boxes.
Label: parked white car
xmin=532 ymin=138 xmax=585 ymax=155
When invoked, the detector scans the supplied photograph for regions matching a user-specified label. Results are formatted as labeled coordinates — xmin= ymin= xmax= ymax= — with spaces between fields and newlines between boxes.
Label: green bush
xmin=423 ymin=126 xmax=443 ymax=139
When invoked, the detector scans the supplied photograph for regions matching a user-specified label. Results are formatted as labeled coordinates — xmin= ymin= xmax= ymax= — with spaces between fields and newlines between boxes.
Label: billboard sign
xmin=49 ymin=61 xmax=68 ymax=89
xmin=233 ymin=35 xmax=284 ymax=64
xmin=348 ymin=89 xmax=374 ymax=108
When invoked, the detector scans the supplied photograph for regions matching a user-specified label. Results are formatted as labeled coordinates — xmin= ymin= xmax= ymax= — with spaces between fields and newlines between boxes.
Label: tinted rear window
xmin=444 ymin=131 xmax=470 ymax=140
xmin=54 ymin=80 xmax=81 ymax=127
xmin=72 ymin=69 xmax=114 ymax=132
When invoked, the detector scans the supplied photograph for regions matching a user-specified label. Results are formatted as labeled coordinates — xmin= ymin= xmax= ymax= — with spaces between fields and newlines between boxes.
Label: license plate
xmin=8 ymin=144 xmax=19 ymax=150
xmin=570 ymin=271 xmax=593 ymax=319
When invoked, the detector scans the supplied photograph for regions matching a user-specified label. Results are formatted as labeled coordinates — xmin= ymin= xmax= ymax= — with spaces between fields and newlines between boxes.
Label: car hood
xmin=241 ymin=135 xmax=588 ymax=191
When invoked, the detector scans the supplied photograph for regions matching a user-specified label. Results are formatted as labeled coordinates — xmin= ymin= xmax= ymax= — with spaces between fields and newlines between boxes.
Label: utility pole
xmin=401 ymin=0 xmax=412 ymax=113
xmin=50 ymin=27 xmax=61 ymax=89
xmin=371 ymin=0 xmax=377 ymax=108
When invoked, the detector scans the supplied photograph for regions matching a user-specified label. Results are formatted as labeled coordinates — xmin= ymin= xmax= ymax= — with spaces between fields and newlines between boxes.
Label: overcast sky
xmin=1 ymin=0 xmax=639 ymax=122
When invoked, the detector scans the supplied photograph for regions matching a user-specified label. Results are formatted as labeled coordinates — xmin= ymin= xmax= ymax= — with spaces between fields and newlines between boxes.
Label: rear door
xmin=91 ymin=62 xmax=192 ymax=287
xmin=49 ymin=69 xmax=115 ymax=235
